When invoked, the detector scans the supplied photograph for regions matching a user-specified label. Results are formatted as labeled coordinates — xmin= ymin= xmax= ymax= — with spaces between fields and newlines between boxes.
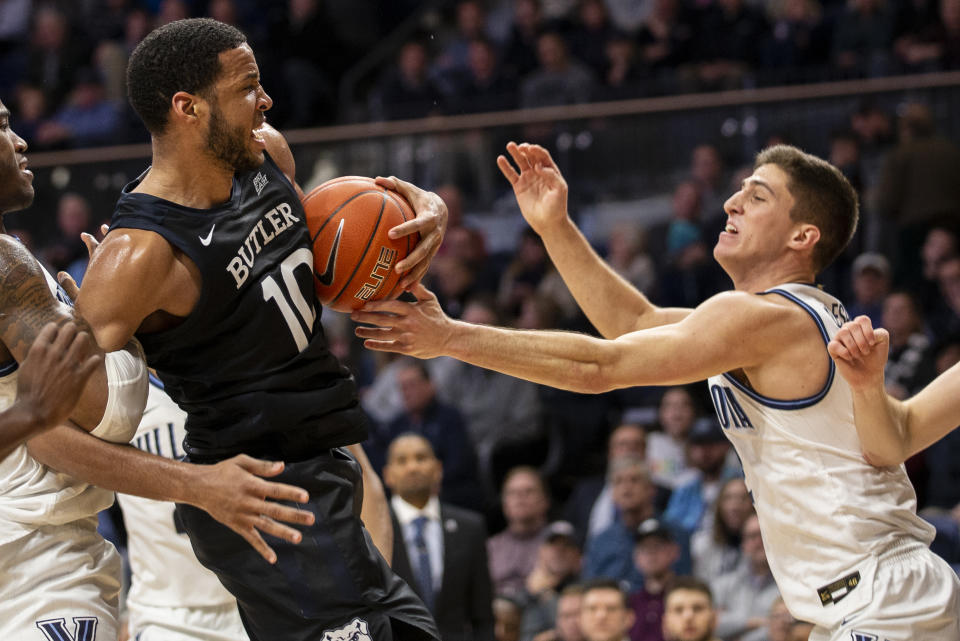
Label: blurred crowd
xmin=5 ymin=1 xmax=960 ymax=640
xmin=3 ymin=0 xmax=960 ymax=144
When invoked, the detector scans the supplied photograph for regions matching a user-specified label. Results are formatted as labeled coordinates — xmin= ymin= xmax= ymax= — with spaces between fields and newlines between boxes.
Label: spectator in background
xmin=370 ymin=38 xmax=444 ymax=121
xmin=10 ymin=83 xmax=46 ymax=144
xmin=765 ymin=598 xmax=794 ymax=641
xmin=565 ymin=422 xmax=657 ymax=540
xmin=661 ymin=419 xmax=737 ymax=542
xmin=519 ymin=29 xmax=596 ymax=109
xmin=629 ymin=518 xmax=681 ymax=641
xmin=636 ymin=0 xmax=694 ymax=78
xmin=690 ymin=478 xmax=751 ymax=585
xmin=500 ymin=0 xmax=545 ymax=79
xmin=874 ymin=102 xmax=960 ymax=285
xmin=882 ymin=290 xmax=936 ymax=399
xmin=449 ymin=37 xmax=518 ymax=114
xmin=646 ymin=181 xmax=703 ymax=277
xmin=761 ymin=0 xmax=829 ymax=74
xmin=33 ymin=67 xmax=122 ymax=149
xmin=690 ymin=144 xmax=727 ymax=226
xmin=710 ymin=514 xmax=779 ymax=641
xmin=646 ymin=387 xmax=698 ymax=490
xmin=499 ymin=228 xmax=552 ymax=317
xmin=596 ymin=30 xmax=648 ymax=101
xmin=929 ymin=0 xmax=960 ymax=70
xmin=583 ymin=457 xmax=657 ymax=590
xmin=832 ymin=0 xmax=895 ymax=76
xmin=931 ymin=255 xmax=960 ymax=338
xmin=580 ymin=579 xmax=636 ymax=641
xmin=569 ymin=0 xmax=618 ymax=79
xmin=26 ymin=4 xmax=91 ymax=111
xmin=435 ymin=299 xmax=544 ymax=485
xmin=919 ymin=227 xmax=958 ymax=314
xmin=433 ymin=0 xmax=491 ymax=87
xmin=846 ymin=252 xmax=891 ymax=327
xmin=606 ymin=222 xmax=657 ymax=295
xmin=489 ymin=467 xmax=551 ymax=595
xmin=828 ymin=129 xmax=863 ymax=198
xmin=919 ymin=335 xmax=960 ymax=513
xmin=384 ymin=434 xmax=495 ymax=641
xmin=40 ymin=192 xmax=92 ymax=278
xmin=535 ymin=584 xmax=587 ymax=641
xmin=520 ymin=521 xmax=584 ymax=641
xmin=661 ymin=577 xmax=719 ymax=641
xmin=850 ymin=101 xmax=895 ymax=187
xmin=685 ymin=0 xmax=767 ymax=91
xmin=495 ymin=595 xmax=526 ymax=641
xmin=367 ymin=359 xmax=484 ymax=509
xmin=892 ymin=0 xmax=944 ymax=72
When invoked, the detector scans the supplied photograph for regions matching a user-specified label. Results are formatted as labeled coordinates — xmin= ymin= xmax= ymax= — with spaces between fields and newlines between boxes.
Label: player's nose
xmin=258 ymin=86 xmax=273 ymax=112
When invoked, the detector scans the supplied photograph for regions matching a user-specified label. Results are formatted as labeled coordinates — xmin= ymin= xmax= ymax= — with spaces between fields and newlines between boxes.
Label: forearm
xmin=540 ymin=219 xmax=685 ymax=336
xmin=849 ymin=382 xmax=911 ymax=466
xmin=0 ymin=404 xmax=50 ymax=461
xmin=346 ymin=443 xmax=393 ymax=563
xmin=27 ymin=424 xmax=202 ymax=504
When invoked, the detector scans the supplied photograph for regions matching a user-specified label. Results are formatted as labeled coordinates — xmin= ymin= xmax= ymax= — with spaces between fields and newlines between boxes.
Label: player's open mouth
xmin=724 ymin=222 xmax=738 ymax=234
xmin=17 ymin=157 xmax=32 ymax=178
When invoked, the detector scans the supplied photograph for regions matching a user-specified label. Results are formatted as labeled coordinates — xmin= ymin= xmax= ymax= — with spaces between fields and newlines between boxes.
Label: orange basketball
xmin=302 ymin=176 xmax=417 ymax=312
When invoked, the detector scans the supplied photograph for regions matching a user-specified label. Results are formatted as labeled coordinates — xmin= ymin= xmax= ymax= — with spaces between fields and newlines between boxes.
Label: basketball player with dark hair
xmin=70 ymin=18 xmax=444 ymax=641
xmin=0 ymin=97 xmax=319 ymax=639
xmin=352 ymin=142 xmax=960 ymax=639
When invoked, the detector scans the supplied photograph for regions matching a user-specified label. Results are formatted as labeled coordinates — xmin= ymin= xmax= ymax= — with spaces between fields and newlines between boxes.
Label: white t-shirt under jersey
xmin=706 ymin=282 xmax=934 ymax=627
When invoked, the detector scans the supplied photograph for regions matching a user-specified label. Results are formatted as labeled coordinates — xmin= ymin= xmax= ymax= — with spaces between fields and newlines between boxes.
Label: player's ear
xmin=171 ymin=92 xmax=204 ymax=124
xmin=789 ymin=223 xmax=820 ymax=253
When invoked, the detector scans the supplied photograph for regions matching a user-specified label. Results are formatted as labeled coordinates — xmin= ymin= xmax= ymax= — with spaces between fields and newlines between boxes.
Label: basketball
xmin=302 ymin=176 xmax=417 ymax=312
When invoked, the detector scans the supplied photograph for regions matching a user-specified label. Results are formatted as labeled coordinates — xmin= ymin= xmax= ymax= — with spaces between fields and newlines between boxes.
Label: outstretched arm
xmin=354 ymin=284 xmax=792 ymax=393
xmin=0 ymin=322 xmax=101 ymax=460
xmin=498 ymin=142 xmax=691 ymax=337
xmin=829 ymin=315 xmax=960 ymax=466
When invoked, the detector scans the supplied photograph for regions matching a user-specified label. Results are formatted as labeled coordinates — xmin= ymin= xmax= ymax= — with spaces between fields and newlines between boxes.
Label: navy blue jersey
xmin=110 ymin=152 xmax=365 ymax=459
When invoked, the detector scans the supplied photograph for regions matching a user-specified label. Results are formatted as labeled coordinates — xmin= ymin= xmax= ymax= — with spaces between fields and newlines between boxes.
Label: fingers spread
xmin=255 ymin=514 xmax=304 ymax=545
xmin=497 ymin=155 xmax=520 ymax=184
xmin=238 ymin=528 xmax=276 ymax=564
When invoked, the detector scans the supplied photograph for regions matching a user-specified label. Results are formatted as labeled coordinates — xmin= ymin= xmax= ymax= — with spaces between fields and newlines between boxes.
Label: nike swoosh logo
xmin=317 ymin=219 xmax=344 ymax=287
xmin=199 ymin=225 xmax=215 ymax=246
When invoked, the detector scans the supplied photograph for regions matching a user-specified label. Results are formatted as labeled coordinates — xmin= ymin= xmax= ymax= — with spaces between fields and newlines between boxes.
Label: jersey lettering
xmin=226 ymin=202 xmax=299 ymax=288
xmin=826 ymin=302 xmax=850 ymax=328
xmin=36 ymin=617 xmax=98 ymax=641
xmin=710 ymin=384 xmax=755 ymax=429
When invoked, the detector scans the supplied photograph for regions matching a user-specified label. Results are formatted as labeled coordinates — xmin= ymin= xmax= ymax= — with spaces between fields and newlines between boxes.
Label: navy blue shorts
xmin=177 ymin=448 xmax=439 ymax=641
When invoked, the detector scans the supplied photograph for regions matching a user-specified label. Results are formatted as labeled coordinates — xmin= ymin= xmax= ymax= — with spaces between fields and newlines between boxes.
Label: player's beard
xmin=206 ymin=105 xmax=262 ymax=173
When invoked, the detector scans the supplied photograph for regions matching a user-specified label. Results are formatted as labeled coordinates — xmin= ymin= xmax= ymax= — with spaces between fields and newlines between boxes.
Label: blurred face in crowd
xmin=692 ymin=145 xmax=722 ymax=188
xmin=922 ymin=228 xmax=957 ymax=280
xmin=659 ymin=388 xmax=696 ymax=440
xmin=608 ymin=424 xmax=647 ymax=460
xmin=851 ymin=265 xmax=889 ymax=305
xmin=540 ymin=535 xmax=582 ymax=579
xmin=611 ymin=461 xmax=654 ymax=514
xmin=556 ymin=592 xmax=585 ymax=641
xmin=580 ymin=587 xmax=635 ymax=641
xmin=662 ymin=589 xmax=716 ymax=641
xmin=686 ymin=438 xmax=729 ymax=476
xmin=881 ymin=293 xmax=922 ymax=343
xmin=633 ymin=535 xmax=679 ymax=582
xmin=938 ymin=257 xmax=960 ymax=312
xmin=502 ymin=469 xmax=549 ymax=530
xmin=383 ymin=435 xmax=442 ymax=505
xmin=397 ymin=364 xmax=435 ymax=415
xmin=672 ymin=182 xmax=702 ymax=222
xmin=742 ymin=514 xmax=767 ymax=573
xmin=717 ymin=478 xmax=752 ymax=533
xmin=494 ymin=597 xmax=523 ymax=641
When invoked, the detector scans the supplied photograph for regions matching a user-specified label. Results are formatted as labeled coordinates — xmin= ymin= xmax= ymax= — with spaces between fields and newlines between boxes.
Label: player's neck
xmin=141 ymin=139 xmax=234 ymax=209
xmin=730 ymin=263 xmax=816 ymax=293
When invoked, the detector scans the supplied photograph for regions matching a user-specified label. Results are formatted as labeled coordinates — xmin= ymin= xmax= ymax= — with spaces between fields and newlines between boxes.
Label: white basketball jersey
xmin=706 ymin=283 xmax=935 ymax=627
xmin=117 ymin=377 xmax=239 ymax=610
xmin=0 ymin=262 xmax=114 ymax=546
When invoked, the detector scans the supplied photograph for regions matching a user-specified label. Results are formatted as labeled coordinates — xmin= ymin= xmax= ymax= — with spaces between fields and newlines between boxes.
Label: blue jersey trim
xmin=148 ymin=372 xmax=164 ymax=390
xmin=721 ymin=288 xmax=835 ymax=410
xmin=0 ymin=360 xmax=18 ymax=377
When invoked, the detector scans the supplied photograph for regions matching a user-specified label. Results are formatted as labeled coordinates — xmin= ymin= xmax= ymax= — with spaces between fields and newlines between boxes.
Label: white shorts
xmin=0 ymin=517 xmax=121 ymax=641
xmin=811 ymin=541 xmax=960 ymax=641
xmin=128 ymin=601 xmax=249 ymax=641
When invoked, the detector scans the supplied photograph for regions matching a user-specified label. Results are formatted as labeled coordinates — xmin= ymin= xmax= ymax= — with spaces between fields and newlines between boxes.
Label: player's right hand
xmin=827 ymin=315 xmax=889 ymax=391
xmin=497 ymin=141 xmax=569 ymax=236
xmin=193 ymin=454 xmax=315 ymax=564
xmin=16 ymin=321 xmax=102 ymax=435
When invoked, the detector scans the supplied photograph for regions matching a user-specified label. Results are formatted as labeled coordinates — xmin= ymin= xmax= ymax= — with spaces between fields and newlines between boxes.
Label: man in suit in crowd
xmin=384 ymin=433 xmax=495 ymax=641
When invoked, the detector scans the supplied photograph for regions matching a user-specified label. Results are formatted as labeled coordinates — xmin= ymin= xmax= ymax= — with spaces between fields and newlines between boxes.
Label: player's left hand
xmin=827 ymin=315 xmax=889 ymax=391
xmin=351 ymin=283 xmax=453 ymax=358
xmin=375 ymin=176 xmax=447 ymax=290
